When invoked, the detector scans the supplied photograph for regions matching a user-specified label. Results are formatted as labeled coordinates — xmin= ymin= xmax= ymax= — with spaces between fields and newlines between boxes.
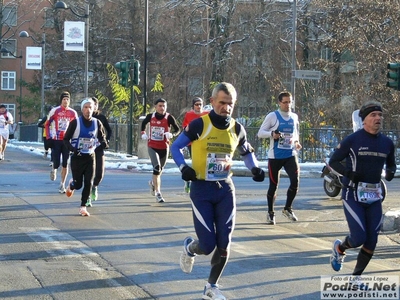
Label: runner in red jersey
xmin=45 ymin=91 xmax=78 ymax=193
xmin=141 ymin=98 xmax=180 ymax=202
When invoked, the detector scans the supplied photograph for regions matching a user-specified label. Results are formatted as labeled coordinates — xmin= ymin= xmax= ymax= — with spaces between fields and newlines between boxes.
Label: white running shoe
xmin=79 ymin=206 xmax=90 ymax=217
xmin=148 ymin=180 xmax=155 ymax=196
xmin=59 ymin=184 xmax=66 ymax=194
xmin=155 ymin=192 xmax=165 ymax=203
xmin=282 ymin=208 xmax=298 ymax=221
xmin=267 ymin=211 xmax=276 ymax=225
xmin=50 ymin=169 xmax=56 ymax=181
xmin=180 ymin=236 xmax=196 ymax=273
xmin=202 ymin=283 xmax=226 ymax=300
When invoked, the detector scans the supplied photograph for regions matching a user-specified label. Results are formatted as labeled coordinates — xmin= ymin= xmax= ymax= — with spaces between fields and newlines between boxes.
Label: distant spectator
xmin=0 ymin=104 xmax=14 ymax=160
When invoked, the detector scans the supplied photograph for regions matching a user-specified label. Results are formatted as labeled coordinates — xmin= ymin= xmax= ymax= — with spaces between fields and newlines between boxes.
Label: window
xmin=1 ymin=39 xmax=17 ymax=58
xmin=2 ymin=6 xmax=17 ymax=27
xmin=320 ymin=46 xmax=332 ymax=61
xmin=1 ymin=71 xmax=16 ymax=90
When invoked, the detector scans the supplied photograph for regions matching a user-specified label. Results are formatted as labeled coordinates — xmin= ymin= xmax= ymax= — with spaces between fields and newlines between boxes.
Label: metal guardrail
xmin=18 ymin=124 xmax=400 ymax=163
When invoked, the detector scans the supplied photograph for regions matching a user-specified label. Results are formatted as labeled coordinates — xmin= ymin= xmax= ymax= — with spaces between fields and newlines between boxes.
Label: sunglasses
xmin=194 ymin=103 xmax=202 ymax=106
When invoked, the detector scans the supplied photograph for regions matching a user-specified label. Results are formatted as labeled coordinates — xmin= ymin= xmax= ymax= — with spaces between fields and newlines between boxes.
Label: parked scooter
xmin=321 ymin=159 xmax=387 ymax=199
xmin=321 ymin=158 xmax=342 ymax=198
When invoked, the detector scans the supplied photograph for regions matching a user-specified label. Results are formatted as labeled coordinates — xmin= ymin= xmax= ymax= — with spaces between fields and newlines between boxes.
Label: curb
xmin=382 ymin=210 xmax=400 ymax=232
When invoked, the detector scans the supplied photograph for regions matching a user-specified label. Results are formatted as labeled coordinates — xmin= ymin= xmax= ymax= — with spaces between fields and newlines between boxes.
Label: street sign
xmin=294 ymin=70 xmax=321 ymax=80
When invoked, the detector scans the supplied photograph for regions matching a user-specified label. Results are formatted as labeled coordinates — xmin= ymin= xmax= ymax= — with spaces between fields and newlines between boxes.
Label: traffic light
xmin=115 ymin=60 xmax=130 ymax=87
xmin=133 ymin=60 xmax=140 ymax=85
xmin=386 ymin=62 xmax=400 ymax=90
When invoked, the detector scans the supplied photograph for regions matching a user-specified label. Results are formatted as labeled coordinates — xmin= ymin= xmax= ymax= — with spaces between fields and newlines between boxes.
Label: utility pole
xmin=128 ymin=44 xmax=135 ymax=155
xmin=143 ymin=0 xmax=148 ymax=116
xmin=291 ymin=0 xmax=297 ymax=111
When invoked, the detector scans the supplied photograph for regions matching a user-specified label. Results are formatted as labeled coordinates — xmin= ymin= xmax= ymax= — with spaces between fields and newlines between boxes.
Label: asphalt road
xmin=0 ymin=146 xmax=399 ymax=299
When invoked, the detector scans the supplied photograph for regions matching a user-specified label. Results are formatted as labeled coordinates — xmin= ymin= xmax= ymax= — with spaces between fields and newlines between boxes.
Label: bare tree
xmin=298 ymin=0 xmax=400 ymax=128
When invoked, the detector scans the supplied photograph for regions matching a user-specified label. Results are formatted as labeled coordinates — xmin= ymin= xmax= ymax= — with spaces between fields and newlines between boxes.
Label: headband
xmin=359 ymin=105 xmax=382 ymax=121
xmin=81 ymin=98 xmax=95 ymax=111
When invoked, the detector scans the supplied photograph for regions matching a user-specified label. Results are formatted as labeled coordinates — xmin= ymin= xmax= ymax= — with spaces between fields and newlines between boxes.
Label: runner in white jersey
xmin=257 ymin=91 xmax=302 ymax=225
xmin=0 ymin=104 xmax=14 ymax=160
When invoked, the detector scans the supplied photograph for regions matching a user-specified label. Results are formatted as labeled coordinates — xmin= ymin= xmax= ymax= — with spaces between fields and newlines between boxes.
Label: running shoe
xmin=43 ymin=151 xmax=48 ymax=159
xmin=148 ymin=180 xmax=155 ymax=196
xmin=184 ymin=181 xmax=191 ymax=193
xmin=79 ymin=206 xmax=90 ymax=217
xmin=155 ymin=192 xmax=165 ymax=203
xmin=267 ymin=211 xmax=276 ymax=225
xmin=50 ymin=169 xmax=56 ymax=181
xmin=91 ymin=186 xmax=98 ymax=201
xmin=180 ymin=236 xmax=196 ymax=273
xmin=202 ymin=283 xmax=226 ymax=300
xmin=86 ymin=198 xmax=92 ymax=207
xmin=59 ymin=184 xmax=66 ymax=194
xmin=282 ymin=208 xmax=298 ymax=221
xmin=49 ymin=162 xmax=53 ymax=167
xmin=65 ymin=179 xmax=74 ymax=197
xmin=330 ymin=239 xmax=346 ymax=271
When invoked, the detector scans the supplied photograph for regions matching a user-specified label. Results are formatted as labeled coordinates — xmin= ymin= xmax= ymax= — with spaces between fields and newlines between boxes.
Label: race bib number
xmin=58 ymin=118 xmax=68 ymax=131
xmin=356 ymin=182 xmax=383 ymax=204
xmin=78 ymin=137 xmax=94 ymax=151
xmin=277 ymin=133 xmax=294 ymax=149
xmin=205 ymin=153 xmax=232 ymax=180
xmin=151 ymin=126 xmax=165 ymax=141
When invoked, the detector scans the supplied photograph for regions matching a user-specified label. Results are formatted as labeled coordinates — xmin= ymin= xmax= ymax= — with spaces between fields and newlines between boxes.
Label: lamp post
xmin=143 ymin=0 xmax=148 ymax=116
xmin=19 ymin=31 xmax=46 ymax=117
xmin=55 ymin=1 xmax=89 ymax=98
xmin=0 ymin=47 xmax=23 ymax=122
xmin=291 ymin=0 xmax=297 ymax=111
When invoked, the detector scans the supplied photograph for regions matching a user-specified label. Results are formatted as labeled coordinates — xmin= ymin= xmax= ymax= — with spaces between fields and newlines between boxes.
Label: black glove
xmin=385 ymin=170 xmax=395 ymax=181
xmin=101 ymin=141 xmax=109 ymax=149
xmin=251 ymin=167 xmax=265 ymax=182
xmin=73 ymin=148 xmax=81 ymax=156
xmin=345 ymin=170 xmax=361 ymax=183
xmin=273 ymin=129 xmax=281 ymax=141
xmin=181 ymin=165 xmax=197 ymax=181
